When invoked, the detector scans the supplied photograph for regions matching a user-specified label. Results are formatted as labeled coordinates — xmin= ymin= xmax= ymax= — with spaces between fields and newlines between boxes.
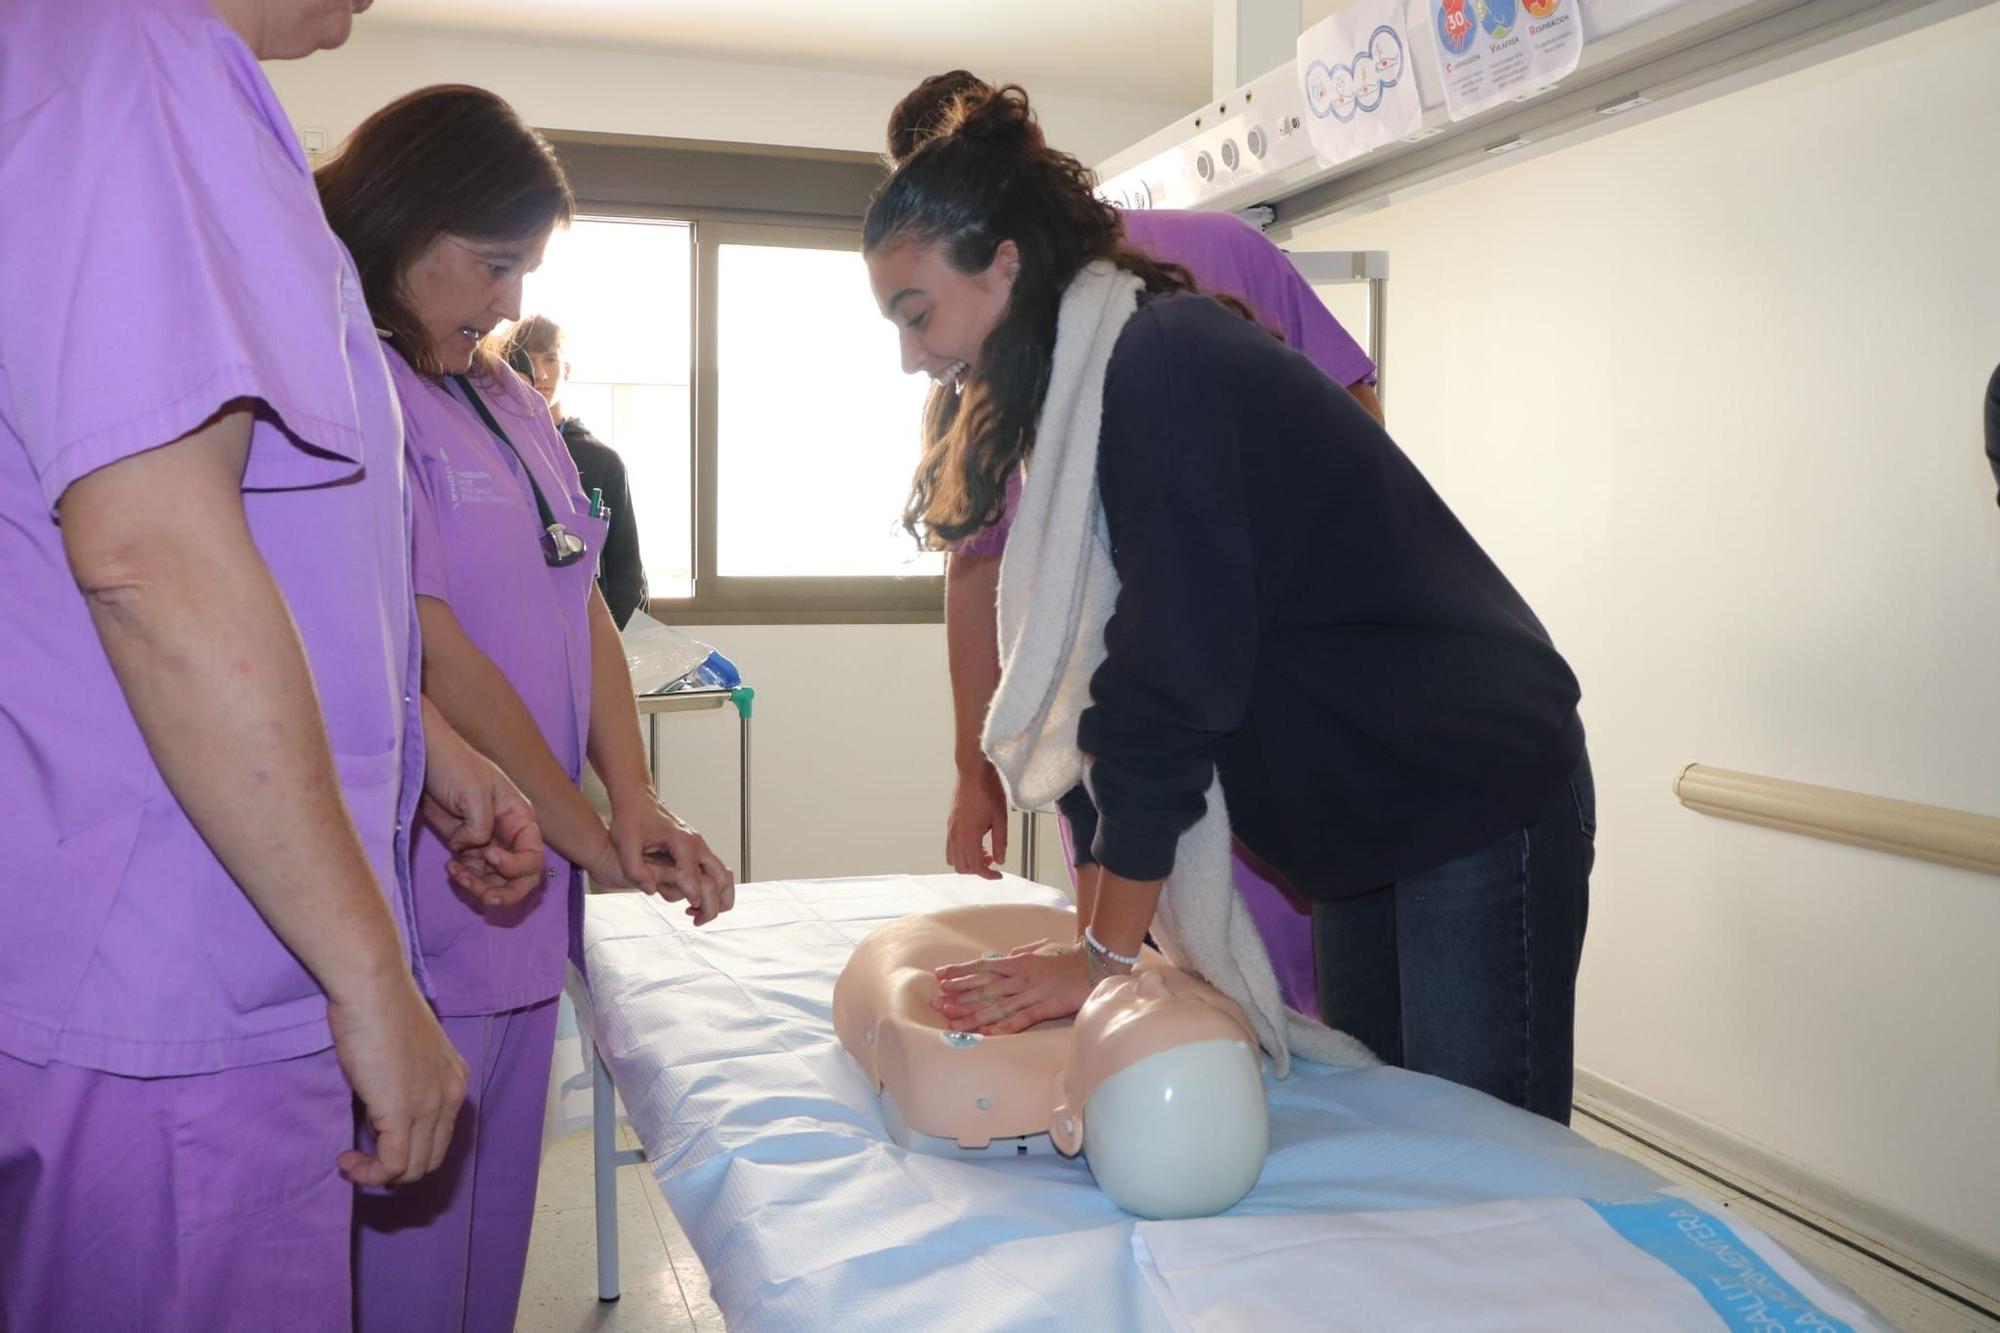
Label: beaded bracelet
xmin=1082 ymin=925 xmax=1140 ymax=970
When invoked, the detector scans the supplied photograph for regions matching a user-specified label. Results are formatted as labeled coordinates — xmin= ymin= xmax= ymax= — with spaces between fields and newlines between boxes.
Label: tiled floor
xmin=518 ymin=1126 xmax=720 ymax=1333
xmin=519 ymin=1117 xmax=2000 ymax=1332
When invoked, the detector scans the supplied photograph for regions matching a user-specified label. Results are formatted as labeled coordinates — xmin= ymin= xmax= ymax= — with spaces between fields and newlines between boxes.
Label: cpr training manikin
xmin=832 ymin=905 xmax=1270 ymax=1219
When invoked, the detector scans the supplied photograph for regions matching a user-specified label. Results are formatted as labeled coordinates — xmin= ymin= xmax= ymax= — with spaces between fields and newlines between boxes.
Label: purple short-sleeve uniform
xmin=957 ymin=210 xmax=1364 ymax=1015
xmin=355 ymin=356 xmax=604 ymax=1331
xmin=1123 ymin=210 xmax=1376 ymax=388
xmin=0 ymin=0 xmax=422 ymax=1326
xmin=392 ymin=358 xmax=604 ymax=1016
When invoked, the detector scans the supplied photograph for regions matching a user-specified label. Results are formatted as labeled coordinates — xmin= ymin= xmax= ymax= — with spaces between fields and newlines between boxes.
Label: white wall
xmin=265 ymin=26 xmax=1179 ymax=162
xmin=639 ymin=623 xmax=1071 ymax=893
xmin=638 ymin=623 xmax=951 ymax=884
xmin=1295 ymin=5 xmax=2000 ymax=1260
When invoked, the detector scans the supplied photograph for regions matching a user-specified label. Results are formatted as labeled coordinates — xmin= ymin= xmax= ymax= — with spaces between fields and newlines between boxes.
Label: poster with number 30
xmin=1429 ymin=0 xmax=1583 ymax=121
xmin=1296 ymin=0 xmax=1422 ymax=168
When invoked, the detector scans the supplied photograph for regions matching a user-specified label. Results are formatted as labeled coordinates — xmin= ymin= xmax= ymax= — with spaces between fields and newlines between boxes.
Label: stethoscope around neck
xmin=449 ymin=373 xmax=589 ymax=568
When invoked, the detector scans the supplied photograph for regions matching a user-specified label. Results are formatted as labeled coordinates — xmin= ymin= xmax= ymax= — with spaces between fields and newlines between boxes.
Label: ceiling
xmin=360 ymin=0 xmax=1232 ymax=107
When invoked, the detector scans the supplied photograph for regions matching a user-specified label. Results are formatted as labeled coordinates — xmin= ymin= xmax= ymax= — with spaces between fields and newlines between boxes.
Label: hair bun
xmin=945 ymin=84 xmax=1040 ymax=151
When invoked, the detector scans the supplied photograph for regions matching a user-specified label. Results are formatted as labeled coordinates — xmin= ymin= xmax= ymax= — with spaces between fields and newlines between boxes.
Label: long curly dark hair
xmin=862 ymin=85 xmax=1250 ymax=549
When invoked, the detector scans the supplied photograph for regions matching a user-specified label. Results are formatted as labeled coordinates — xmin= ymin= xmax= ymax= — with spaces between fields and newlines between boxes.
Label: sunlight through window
xmin=716 ymin=243 xmax=941 ymax=578
xmin=524 ymin=217 xmax=695 ymax=598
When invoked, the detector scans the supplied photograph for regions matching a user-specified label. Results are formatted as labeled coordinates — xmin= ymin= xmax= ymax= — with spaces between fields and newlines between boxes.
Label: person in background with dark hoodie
xmin=503 ymin=314 xmax=649 ymax=627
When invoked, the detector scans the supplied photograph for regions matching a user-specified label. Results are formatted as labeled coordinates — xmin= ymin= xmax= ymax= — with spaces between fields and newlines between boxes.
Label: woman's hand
xmin=327 ymin=965 xmax=468 ymax=1188
xmin=932 ymin=940 xmax=1099 ymax=1035
xmin=946 ymin=761 xmax=1011 ymax=878
xmin=575 ymin=822 xmax=638 ymax=893
xmin=419 ymin=708 xmax=546 ymax=909
xmin=609 ymin=792 xmax=735 ymax=925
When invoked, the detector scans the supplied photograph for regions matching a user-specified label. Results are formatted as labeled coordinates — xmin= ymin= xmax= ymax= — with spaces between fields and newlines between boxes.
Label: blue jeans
xmin=1312 ymin=756 xmax=1594 ymax=1123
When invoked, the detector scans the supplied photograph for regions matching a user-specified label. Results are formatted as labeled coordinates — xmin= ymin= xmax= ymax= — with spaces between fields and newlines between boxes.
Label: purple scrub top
xmin=1122 ymin=209 xmax=1376 ymax=389
xmin=0 ymin=0 xmax=424 ymax=1075
xmin=396 ymin=355 xmax=606 ymax=1017
xmin=955 ymin=208 xmax=1377 ymax=558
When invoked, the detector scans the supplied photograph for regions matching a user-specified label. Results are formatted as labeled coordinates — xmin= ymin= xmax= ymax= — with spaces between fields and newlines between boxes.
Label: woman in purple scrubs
xmin=318 ymin=85 xmax=735 ymax=1331
xmin=0 ymin=3 xmax=544 ymax=1330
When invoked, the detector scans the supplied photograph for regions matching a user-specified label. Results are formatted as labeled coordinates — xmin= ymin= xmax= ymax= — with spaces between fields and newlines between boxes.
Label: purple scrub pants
xmin=0 ymin=1047 xmax=352 ymax=1332
xmin=352 ymin=997 xmax=559 ymax=1333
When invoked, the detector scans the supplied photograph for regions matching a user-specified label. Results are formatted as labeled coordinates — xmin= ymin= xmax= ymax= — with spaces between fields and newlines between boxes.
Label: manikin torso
xmin=833 ymin=904 xmax=1271 ymax=1218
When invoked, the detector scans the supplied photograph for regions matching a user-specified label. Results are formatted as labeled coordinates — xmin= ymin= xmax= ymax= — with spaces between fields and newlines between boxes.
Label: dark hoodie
xmin=558 ymin=417 xmax=648 ymax=627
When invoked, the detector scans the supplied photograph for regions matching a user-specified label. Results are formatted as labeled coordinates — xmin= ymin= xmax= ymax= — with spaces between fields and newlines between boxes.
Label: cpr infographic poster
xmin=1297 ymin=0 xmax=1422 ymax=167
xmin=1430 ymin=0 xmax=1583 ymax=122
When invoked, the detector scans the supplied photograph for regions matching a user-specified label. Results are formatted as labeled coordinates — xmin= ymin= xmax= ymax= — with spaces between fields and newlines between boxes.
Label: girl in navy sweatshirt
xmin=864 ymin=86 xmax=1594 ymax=1122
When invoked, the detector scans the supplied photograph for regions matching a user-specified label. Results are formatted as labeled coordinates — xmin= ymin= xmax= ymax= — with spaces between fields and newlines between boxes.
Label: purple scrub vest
xmin=0 ymin=0 xmax=425 ymax=1076
xmin=396 ymin=355 xmax=606 ymax=1017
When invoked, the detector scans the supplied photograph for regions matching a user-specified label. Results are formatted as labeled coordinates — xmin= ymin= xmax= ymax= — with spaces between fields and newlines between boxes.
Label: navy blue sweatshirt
xmin=558 ymin=417 xmax=648 ymax=628
xmin=1058 ymin=292 xmax=1584 ymax=900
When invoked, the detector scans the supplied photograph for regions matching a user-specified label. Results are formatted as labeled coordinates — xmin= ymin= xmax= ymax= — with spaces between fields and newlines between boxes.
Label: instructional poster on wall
xmin=1429 ymin=0 xmax=1584 ymax=122
xmin=1297 ymin=0 xmax=1421 ymax=168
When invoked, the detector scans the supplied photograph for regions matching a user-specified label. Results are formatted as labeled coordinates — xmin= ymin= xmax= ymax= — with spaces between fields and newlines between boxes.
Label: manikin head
xmin=1048 ymin=968 xmax=1268 ymax=1219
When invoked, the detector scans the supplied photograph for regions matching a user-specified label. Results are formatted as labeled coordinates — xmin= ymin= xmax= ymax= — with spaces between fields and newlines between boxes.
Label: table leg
xmin=592 ymin=1039 xmax=621 ymax=1302
xmin=739 ymin=714 xmax=752 ymax=883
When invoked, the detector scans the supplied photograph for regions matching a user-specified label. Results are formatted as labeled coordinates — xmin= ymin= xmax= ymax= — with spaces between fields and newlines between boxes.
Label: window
xmin=518 ymin=203 xmax=940 ymax=622
xmin=714 ymin=236 xmax=939 ymax=580
xmin=529 ymin=218 xmax=694 ymax=598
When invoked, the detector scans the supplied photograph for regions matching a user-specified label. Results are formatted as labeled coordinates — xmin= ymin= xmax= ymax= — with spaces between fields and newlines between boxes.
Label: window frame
xmin=696 ymin=216 xmax=944 ymax=623
xmin=544 ymin=132 xmax=942 ymax=625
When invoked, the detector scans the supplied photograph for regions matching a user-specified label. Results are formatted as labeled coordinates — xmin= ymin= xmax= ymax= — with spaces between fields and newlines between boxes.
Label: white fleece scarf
xmin=981 ymin=261 xmax=1378 ymax=1078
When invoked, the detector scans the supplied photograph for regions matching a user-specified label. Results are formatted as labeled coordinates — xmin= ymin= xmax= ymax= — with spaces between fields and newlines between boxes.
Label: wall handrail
xmin=1674 ymin=764 xmax=2000 ymax=878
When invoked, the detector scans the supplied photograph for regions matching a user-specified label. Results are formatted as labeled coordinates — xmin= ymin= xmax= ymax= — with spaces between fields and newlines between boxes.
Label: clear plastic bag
xmin=619 ymin=616 xmax=740 ymax=695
